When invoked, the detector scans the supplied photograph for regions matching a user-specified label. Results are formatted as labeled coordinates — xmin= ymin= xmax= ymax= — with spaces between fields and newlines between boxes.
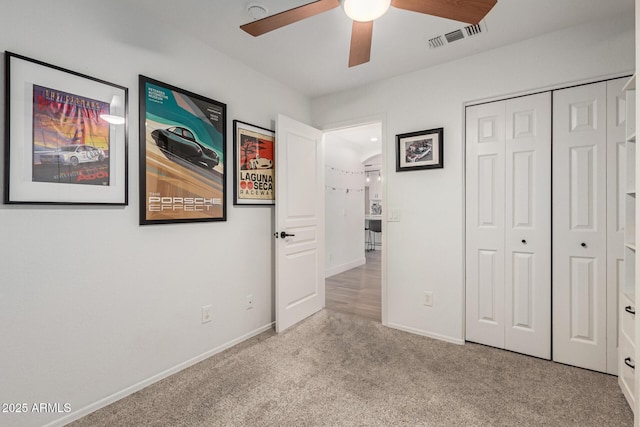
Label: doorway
xmin=323 ymin=122 xmax=383 ymax=322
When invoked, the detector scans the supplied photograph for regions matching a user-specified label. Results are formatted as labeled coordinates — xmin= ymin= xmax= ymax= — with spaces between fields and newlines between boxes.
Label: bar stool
xmin=368 ymin=219 xmax=381 ymax=251
xmin=365 ymin=223 xmax=370 ymax=251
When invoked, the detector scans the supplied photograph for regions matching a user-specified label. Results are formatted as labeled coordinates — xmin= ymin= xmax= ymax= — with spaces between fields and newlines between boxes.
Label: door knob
xmin=626 ymin=306 xmax=636 ymax=315
xmin=521 ymin=239 xmax=527 ymax=245
xmin=280 ymin=231 xmax=296 ymax=238
xmin=581 ymin=242 xmax=587 ymax=248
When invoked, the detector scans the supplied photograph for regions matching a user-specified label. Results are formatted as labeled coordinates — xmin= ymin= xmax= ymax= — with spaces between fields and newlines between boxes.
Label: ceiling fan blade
xmin=349 ymin=21 xmax=373 ymax=67
xmin=241 ymin=0 xmax=340 ymax=36
xmin=391 ymin=0 xmax=497 ymax=24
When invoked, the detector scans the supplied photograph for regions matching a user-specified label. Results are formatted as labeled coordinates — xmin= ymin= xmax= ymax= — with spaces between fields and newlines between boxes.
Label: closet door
xmin=607 ymin=77 xmax=628 ymax=375
xmin=466 ymin=101 xmax=506 ymax=349
xmin=553 ymin=82 xmax=608 ymax=372
xmin=504 ymin=92 xmax=551 ymax=359
xmin=466 ymin=94 xmax=551 ymax=357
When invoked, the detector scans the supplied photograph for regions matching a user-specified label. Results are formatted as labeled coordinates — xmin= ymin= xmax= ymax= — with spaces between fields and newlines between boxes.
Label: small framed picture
xmin=233 ymin=120 xmax=275 ymax=205
xmin=370 ymin=200 xmax=382 ymax=215
xmin=396 ymin=128 xmax=444 ymax=172
xmin=4 ymin=52 xmax=128 ymax=204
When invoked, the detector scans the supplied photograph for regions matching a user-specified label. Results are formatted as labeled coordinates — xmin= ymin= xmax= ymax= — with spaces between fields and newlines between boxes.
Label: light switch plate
xmin=388 ymin=207 xmax=400 ymax=222
xmin=423 ymin=291 xmax=433 ymax=307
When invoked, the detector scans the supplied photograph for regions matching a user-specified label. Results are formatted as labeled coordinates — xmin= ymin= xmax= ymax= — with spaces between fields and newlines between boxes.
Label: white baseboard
xmin=325 ymin=257 xmax=366 ymax=278
xmin=45 ymin=322 xmax=275 ymax=427
xmin=387 ymin=322 xmax=465 ymax=345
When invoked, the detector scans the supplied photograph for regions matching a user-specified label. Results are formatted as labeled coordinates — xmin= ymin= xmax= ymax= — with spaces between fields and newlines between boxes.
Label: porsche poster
xmin=139 ymin=75 xmax=226 ymax=224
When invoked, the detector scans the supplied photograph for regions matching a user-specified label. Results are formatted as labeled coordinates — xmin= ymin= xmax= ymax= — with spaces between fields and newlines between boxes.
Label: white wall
xmin=325 ymin=137 xmax=366 ymax=277
xmin=364 ymin=154 xmax=382 ymax=216
xmin=0 ymin=2 xmax=311 ymax=427
xmin=312 ymin=14 xmax=635 ymax=343
xmin=366 ymin=171 xmax=383 ymax=202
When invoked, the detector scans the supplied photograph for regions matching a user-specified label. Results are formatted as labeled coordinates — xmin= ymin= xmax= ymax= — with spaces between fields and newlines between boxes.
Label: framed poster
xmin=233 ymin=120 xmax=275 ymax=205
xmin=139 ymin=75 xmax=226 ymax=225
xmin=396 ymin=127 xmax=444 ymax=172
xmin=4 ymin=52 xmax=128 ymax=204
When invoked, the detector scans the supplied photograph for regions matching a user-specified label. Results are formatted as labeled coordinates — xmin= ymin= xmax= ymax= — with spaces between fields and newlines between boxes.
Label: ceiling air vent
xmin=428 ymin=36 xmax=445 ymax=49
xmin=428 ymin=20 xmax=488 ymax=49
xmin=445 ymin=29 xmax=465 ymax=43
xmin=465 ymin=23 xmax=483 ymax=36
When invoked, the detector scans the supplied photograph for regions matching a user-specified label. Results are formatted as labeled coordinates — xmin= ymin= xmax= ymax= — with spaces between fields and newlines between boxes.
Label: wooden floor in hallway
xmin=325 ymin=250 xmax=381 ymax=321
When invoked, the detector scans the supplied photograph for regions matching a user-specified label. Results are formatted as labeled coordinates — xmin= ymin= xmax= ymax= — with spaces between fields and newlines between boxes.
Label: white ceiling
xmin=117 ymin=0 xmax=634 ymax=98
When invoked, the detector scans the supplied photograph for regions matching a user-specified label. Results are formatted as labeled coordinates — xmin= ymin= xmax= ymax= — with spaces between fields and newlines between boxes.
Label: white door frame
xmin=320 ymin=113 xmax=388 ymax=326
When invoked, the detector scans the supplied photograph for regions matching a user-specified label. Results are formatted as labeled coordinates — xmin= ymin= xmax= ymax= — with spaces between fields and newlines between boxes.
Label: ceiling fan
xmin=240 ymin=0 xmax=498 ymax=67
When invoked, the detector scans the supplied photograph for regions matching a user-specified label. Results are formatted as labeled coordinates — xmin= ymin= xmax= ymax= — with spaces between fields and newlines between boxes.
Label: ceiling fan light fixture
xmin=343 ymin=0 xmax=391 ymax=22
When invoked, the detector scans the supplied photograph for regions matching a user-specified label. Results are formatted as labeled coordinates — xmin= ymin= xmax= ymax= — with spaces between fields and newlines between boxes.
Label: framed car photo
xmin=396 ymin=127 xmax=444 ymax=172
xmin=139 ymin=75 xmax=227 ymax=225
xmin=4 ymin=52 xmax=128 ymax=204
xmin=233 ymin=120 xmax=275 ymax=206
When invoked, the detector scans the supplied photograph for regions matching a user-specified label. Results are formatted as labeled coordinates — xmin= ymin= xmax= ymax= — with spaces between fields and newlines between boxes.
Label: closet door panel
xmin=607 ymin=77 xmax=627 ymax=375
xmin=553 ymin=82 xmax=608 ymax=372
xmin=466 ymin=101 xmax=506 ymax=349
xmin=504 ymin=92 xmax=551 ymax=359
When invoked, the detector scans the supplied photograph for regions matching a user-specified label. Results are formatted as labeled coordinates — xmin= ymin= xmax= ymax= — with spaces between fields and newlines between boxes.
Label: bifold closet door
xmin=466 ymin=101 xmax=506 ymax=350
xmin=606 ymin=77 xmax=628 ymax=375
xmin=466 ymin=92 xmax=551 ymax=358
xmin=504 ymin=93 xmax=551 ymax=359
xmin=552 ymin=82 xmax=608 ymax=372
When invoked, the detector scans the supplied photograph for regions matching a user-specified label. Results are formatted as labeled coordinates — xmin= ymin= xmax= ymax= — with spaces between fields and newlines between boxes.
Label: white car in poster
xmin=39 ymin=145 xmax=106 ymax=167
xmin=249 ymin=157 xmax=273 ymax=169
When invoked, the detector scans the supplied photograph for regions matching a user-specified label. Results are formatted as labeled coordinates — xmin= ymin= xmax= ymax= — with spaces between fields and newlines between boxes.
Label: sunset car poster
xmin=233 ymin=120 xmax=275 ymax=205
xmin=32 ymin=85 xmax=111 ymax=186
xmin=139 ymin=75 xmax=226 ymax=224
xmin=5 ymin=52 xmax=127 ymax=205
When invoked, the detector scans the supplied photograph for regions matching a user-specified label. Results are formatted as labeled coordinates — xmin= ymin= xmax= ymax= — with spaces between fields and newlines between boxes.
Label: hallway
xmin=325 ymin=250 xmax=381 ymax=321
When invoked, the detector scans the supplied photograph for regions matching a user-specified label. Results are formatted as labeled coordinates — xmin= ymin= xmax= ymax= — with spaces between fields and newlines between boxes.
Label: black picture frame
xmin=396 ymin=127 xmax=444 ymax=172
xmin=138 ymin=75 xmax=227 ymax=225
xmin=233 ymin=120 xmax=275 ymax=206
xmin=4 ymin=52 xmax=128 ymax=204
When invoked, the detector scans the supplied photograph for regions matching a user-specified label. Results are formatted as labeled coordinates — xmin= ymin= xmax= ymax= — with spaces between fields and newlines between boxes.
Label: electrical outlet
xmin=246 ymin=294 xmax=254 ymax=310
xmin=423 ymin=291 xmax=433 ymax=307
xmin=201 ymin=305 xmax=212 ymax=323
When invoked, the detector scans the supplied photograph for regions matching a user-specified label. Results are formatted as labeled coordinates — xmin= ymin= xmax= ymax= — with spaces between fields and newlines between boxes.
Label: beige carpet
xmin=71 ymin=310 xmax=633 ymax=426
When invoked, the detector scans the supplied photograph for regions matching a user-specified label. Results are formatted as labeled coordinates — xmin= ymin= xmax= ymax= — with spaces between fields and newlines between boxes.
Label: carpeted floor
xmin=71 ymin=310 xmax=633 ymax=426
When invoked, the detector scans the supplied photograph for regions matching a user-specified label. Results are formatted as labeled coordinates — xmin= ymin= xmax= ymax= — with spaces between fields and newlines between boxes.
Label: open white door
xmin=275 ymin=114 xmax=325 ymax=333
